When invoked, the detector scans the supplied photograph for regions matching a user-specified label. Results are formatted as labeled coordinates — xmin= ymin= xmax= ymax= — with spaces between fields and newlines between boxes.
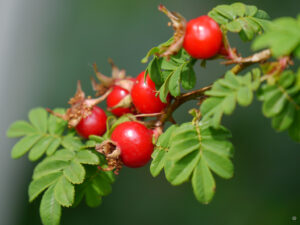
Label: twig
xmin=222 ymin=49 xmax=271 ymax=65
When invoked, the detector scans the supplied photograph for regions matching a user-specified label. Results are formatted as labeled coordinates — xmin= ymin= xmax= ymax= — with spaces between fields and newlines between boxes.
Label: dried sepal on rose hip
xmin=96 ymin=140 xmax=123 ymax=175
xmin=47 ymin=81 xmax=110 ymax=139
xmin=96 ymin=121 xmax=154 ymax=174
xmin=91 ymin=58 xmax=135 ymax=95
xmin=156 ymin=4 xmax=187 ymax=58
xmin=91 ymin=59 xmax=136 ymax=116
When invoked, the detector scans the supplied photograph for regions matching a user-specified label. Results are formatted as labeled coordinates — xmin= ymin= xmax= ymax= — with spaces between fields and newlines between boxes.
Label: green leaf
xmin=8 ymin=107 xmax=69 ymax=160
xmin=272 ymin=103 xmax=295 ymax=131
xmin=46 ymin=138 xmax=61 ymax=156
xmin=159 ymin=73 xmax=171 ymax=103
xmin=165 ymin=150 xmax=200 ymax=185
xmin=148 ymin=57 xmax=163 ymax=87
xmin=28 ymin=136 xmax=54 ymax=161
xmin=208 ymin=11 xmax=229 ymax=24
xmin=258 ymin=70 xmax=300 ymax=141
xmin=289 ymin=110 xmax=300 ymax=142
xmin=28 ymin=107 xmax=48 ymax=133
xmin=33 ymin=159 xmax=68 ymax=180
xmin=215 ymin=5 xmax=236 ymax=20
xmin=169 ymin=68 xmax=181 ymax=97
xmin=231 ymin=2 xmax=246 ymax=17
xmin=150 ymin=150 xmax=167 ymax=177
xmin=75 ymin=150 xmax=99 ymax=165
xmin=73 ymin=167 xmax=114 ymax=207
xmin=237 ymin=86 xmax=253 ymax=106
xmin=253 ymin=17 xmax=300 ymax=57
xmin=52 ymin=149 xmax=75 ymax=161
xmin=201 ymin=69 xmax=260 ymax=127
xmin=85 ymin=186 xmax=102 ymax=208
xmin=54 ymin=176 xmax=74 ymax=207
xmin=146 ymin=49 xmax=195 ymax=102
xmin=92 ymin=173 xmax=113 ymax=196
xmin=29 ymin=172 xmax=62 ymax=202
xmin=156 ymin=121 xmax=233 ymax=202
xmin=89 ymin=135 xmax=105 ymax=143
xmin=254 ymin=9 xmax=270 ymax=20
xmin=48 ymin=108 xmax=67 ymax=135
xmin=63 ymin=161 xmax=85 ymax=184
xmin=6 ymin=120 xmax=36 ymax=137
xmin=181 ymin=65 xmax=196 ymax=90
xmin=40 ymin=185 xmax=61 ymax=225
xmin=150 ymin=125 xmax=178 ymax=177
xmin=11 ymin=134 xmax=42 ymax=159
xmin=209 ymin=3 xmax=269 ymax=41
xmin=141 ymin=37 xmax=173 ymax=63
xmin=226 ymin=20 xmax=242 ymax=32
xmin=61 ymin=135 xmax=82 ymax=150
xmin=245 ymin=5 xmax=257 ymax=16
xmin=192 ymin=158 xmax=215 ymax=204
xmin=203 ymin=151 xmax=234 ymax=179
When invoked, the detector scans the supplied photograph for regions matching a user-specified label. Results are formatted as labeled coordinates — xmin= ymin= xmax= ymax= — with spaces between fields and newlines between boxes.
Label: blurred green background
xmin=1 ymin=0 xmax=300 ymax=224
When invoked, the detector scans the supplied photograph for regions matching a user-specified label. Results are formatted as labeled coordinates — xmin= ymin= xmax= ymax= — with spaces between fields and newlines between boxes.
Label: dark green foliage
xmin=7 ymin=108 xmax=67 ymax=160
xmin=253 ymin=17 xmax=300 ymax=58
xmin=145 ymin=50 xmax=197 ymax=102
xmin=208 ymin=2 xmax=270 ymax=41
xmin=258 ymin=70 xmax=300 ymax=141
xmin=200 ymin=69 xmax=261 ymax=127
xmin=151 ymin=121 xmax=234 ymax=203
xmin=73 ymin=165 xmax=115 ymax=208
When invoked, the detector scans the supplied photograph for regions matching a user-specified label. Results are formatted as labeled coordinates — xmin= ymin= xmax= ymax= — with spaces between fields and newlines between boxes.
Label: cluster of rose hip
xmin=49 ymin=5 xmax=225 ymax=172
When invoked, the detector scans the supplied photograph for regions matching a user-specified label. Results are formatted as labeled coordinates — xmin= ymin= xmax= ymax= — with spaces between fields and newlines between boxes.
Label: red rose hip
xmin=111 ymin=121 xmax=153 ymax=168
xmin=75 ymin=106 xmax=107 ymax=139
xmin=107 ymin=85 xmax=132 ymax=117
xmin=183 ymin=15 xmax=222 ymax=59
xmin=131 ymin=71 xmax=167 ymax=113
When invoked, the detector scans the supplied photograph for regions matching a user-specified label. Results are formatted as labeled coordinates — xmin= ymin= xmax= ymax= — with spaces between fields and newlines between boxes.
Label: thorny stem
xmin=157 ymin=49 xmax=273 ymax=126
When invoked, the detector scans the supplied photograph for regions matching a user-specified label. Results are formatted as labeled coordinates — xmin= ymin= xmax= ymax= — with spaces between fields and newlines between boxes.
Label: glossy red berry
xmin=131 ymin=71 xmax=167 ymax=113
xmin=107 ymin=85 xmax=132 ymax=117
xmin=183 ymin=15 xmax=222 ymax=59
xmin=111 ymin=121 xmax=153 ymax=168
xmin=75 ymin=106 xmax=107 ymax=139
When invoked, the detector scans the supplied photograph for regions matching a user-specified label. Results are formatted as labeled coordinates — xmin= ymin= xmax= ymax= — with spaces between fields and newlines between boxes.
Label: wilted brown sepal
xmin=157 ymin=4 xmax=187 ymax=58
xmin=96 ymin=140 xmax=123 ymax=175
xmin=48 ymin=81 xmax=110 ymax=128
xmin=92 ymin=59 xmax=134 ymax=96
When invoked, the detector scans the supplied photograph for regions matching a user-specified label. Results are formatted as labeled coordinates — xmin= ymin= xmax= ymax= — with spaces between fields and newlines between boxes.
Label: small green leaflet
xmin=258 ymin=70 xmax=300 ymax=142
xmin=40 ymin=185 xmax=61 ymax=225
xmin=201 ymin=69 xmax=261 ymax=127
xmin=151 ymin=121 xmax=234 ymax=204
xmin=253 ymin=17 xmax=300 ymax=58
xmin=150 ymin=125 xmax=178 ymax=177
xmin=208 ymin=2 xmax=270 ymax=41
xmin=73 ymin=166 xmax=115 ymax=208
xmin=7 ymin=108 xmax=68 ymax=160
xmin=146 ymin=50 xmax=197 ymax=103
xmin=141 ymin=37 xmax=174 ymax=63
